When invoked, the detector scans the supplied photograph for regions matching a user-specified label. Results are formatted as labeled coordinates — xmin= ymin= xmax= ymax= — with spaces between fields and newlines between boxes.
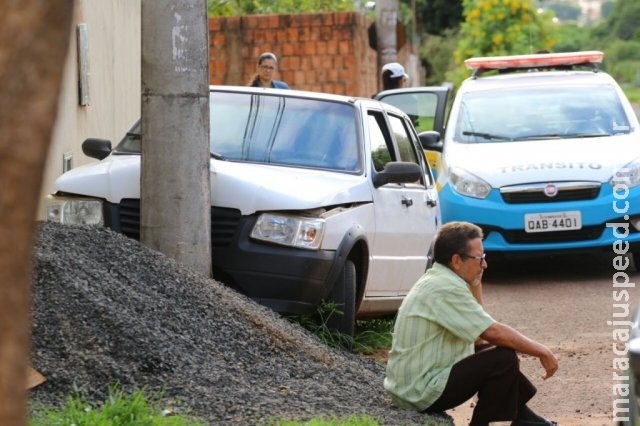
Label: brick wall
xmin=209 ymin=12 xmax=383 ymax=98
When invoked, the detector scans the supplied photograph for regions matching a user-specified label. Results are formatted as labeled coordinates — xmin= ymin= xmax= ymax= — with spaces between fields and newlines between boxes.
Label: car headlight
xmin=46 ymin=196 xmax=104 ymax=226
xmin=610 ymin=158 xmax=640 ymax=189
xmin=448 ymin=167 xmax=492 ymax=199
xmin=250 ymin=213 xmax=325 ymax=250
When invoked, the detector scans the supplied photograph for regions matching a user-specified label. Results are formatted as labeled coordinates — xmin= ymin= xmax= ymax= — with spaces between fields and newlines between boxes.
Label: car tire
xmin=326 ymin=259 xmax=357 ymax=338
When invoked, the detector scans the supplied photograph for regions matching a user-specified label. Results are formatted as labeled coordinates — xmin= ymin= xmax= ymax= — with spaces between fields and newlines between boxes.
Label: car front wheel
xmin=326 ymin=259 xmax=357 ymax=338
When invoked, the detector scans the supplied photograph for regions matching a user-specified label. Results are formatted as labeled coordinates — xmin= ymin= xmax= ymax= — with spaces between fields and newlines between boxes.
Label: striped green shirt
xmin=383 ymin=262 xmax=496 ymax=411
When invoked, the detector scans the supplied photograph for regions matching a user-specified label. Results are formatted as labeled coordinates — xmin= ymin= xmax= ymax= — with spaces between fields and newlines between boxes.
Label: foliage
xmin=601 ymin=0 xmax=614 ymax=19
xmin=292 ymin=301 xmax=357 ymax=350
xmin=207 ymin=0 xmax=355 ymax=16
xmin=623 ymin=85 xmax=640 ymax=104
xmin=543 ymin=1 xmax=580 ymax=22
xmin=290 ymin=302 xmax=394 ymax=353
xmin=549 ymin=22 xmax=590 ymax=52
xmin=588 ymin=1 xmax=640 ymax=85
xmin=413 ymin=0 xmax=464 ymax=36
xmin=420 ymin=28 xmax=461 ymax=85
xmin=447 ymin=0 xmax=557 ymax=87
xmin=591 ymin=0 xmax=640 ymax=42
xmin=30 ymin=385 xmax=205 ymax=426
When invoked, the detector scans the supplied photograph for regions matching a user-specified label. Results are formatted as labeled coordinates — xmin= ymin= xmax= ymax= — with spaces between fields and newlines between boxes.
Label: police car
xmin=378 ymin=51 xmax=640 ymax=264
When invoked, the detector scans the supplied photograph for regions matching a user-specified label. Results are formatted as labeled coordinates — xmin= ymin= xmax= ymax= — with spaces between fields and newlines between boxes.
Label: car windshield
xmin=115 ymin=91 xmax=361 ymax=173
xmin=455 ymin=84 xmax=633 ymax=143
xmin=210 ymin=91 xmax=361 ymax=172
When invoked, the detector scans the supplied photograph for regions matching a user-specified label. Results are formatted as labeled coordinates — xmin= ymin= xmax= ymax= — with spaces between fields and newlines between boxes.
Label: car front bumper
xmin=439 ymin=182 xmax=640 ymax=254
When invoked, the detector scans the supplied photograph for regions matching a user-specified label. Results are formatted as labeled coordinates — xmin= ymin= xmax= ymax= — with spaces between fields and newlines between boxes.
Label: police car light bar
xmin=464 ymin=51 xmax=604 ymax=73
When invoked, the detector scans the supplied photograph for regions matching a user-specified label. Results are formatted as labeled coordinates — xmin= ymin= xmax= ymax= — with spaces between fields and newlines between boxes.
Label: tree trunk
xmin=0 ymin=1 xmax=74 ymax=424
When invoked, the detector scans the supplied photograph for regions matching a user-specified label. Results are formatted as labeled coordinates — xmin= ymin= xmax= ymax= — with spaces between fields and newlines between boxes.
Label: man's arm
xmin=481 ymin=322 xmax=558 ymax=379
xmin=469 ymin=281 xmax=489 ymax=346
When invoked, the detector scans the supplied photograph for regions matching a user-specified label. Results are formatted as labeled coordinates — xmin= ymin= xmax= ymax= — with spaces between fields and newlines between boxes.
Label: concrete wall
xmin=209 ymin=12 xmax=387 ymax=98
xmin=38 ymin=0 xmax=141 ymax=218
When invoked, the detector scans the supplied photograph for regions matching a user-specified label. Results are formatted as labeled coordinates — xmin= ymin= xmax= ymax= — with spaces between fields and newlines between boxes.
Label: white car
xmin=46 ymin=86 xmax=441 ymax=336
xmin=380 ymin=51 xmax=640 ymax=263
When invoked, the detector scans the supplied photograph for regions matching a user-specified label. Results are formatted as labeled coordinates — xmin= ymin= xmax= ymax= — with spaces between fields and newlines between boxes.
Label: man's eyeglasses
xmin=460 ymin=253 xmax=486 ymax=264
xmin=260 ymin=65 xmax=275 ymax=71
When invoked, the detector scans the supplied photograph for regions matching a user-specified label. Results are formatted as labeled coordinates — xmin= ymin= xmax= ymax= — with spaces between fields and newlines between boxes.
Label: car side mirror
xmin=372 ymin=162 xmax=422 ymax=188
xmin=418 ymin=131 xmax=443 ymax=152
xmin=82 ymin=138 xmax=112 ymax=160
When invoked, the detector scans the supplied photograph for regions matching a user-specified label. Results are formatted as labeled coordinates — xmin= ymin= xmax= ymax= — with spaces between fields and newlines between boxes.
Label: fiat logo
xmin=544 ymin=183 xmax=558 ymax=197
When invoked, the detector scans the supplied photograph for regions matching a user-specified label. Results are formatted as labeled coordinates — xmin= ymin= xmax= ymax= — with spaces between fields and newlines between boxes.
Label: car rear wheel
xmin=326 ymin=259 xmax=357 ymax=338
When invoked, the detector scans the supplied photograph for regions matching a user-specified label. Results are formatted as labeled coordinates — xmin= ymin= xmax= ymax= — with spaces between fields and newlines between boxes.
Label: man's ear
xmin=450 ymin=253 xmax=464 ymax=271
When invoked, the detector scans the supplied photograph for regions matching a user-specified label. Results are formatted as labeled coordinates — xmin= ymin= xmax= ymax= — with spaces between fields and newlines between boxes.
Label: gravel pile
xmin=29 ymin=221 xmax=446 ymax=425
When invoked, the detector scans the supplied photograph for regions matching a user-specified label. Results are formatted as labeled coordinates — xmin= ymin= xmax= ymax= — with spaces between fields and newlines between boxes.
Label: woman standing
xmin=248 ymin=52 xmax=290 ymax=89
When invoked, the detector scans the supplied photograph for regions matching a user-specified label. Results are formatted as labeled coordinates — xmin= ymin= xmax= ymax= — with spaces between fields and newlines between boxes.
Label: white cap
xmin=382 ymin=62 xmax=408 ymax=79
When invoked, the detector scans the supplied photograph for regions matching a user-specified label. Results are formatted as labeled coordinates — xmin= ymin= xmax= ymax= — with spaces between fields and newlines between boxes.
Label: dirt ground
xmin=440 ymin=252 xmax=638 ymax=426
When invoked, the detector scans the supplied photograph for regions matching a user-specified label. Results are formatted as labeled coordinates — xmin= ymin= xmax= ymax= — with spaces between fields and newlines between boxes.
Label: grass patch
xmin=29 ymin=385 xmax=205 ymax=426
xmin=290 ymin=302 xmax=395 ymax=354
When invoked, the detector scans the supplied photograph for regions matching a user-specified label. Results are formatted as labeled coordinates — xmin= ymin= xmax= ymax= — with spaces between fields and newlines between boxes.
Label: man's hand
xmin=539 ymin=348 xmax=558 ymax=380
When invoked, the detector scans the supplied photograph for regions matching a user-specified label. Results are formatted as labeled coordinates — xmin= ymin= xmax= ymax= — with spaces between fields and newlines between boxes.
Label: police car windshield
xmin=455 ymin=85 xmax=632 ymax=143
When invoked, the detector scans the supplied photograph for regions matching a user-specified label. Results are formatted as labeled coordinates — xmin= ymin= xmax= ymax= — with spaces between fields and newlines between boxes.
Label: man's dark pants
xmin=425 ymin=346 xmax=536 ymax=425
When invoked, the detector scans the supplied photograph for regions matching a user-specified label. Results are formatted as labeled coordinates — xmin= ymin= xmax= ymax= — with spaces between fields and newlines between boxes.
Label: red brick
xmin=208 ymin=12 xmax=396 ymax=97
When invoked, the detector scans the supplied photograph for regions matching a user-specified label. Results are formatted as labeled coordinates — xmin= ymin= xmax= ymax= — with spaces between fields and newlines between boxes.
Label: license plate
xmin=524 ymin=211 xmax=582 ymax=233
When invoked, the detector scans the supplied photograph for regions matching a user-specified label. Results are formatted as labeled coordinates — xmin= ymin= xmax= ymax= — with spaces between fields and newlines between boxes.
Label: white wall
xmin=38 ymin=0 xmax=141 ymax=218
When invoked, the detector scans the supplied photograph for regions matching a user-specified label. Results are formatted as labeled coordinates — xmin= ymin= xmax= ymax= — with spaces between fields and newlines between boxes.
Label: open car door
xmin=374 ymin=86 xmax=450 ymax=179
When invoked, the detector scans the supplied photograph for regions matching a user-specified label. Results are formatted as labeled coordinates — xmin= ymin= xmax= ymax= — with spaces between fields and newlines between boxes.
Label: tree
xmin=600 ymin=0 xmax=640 ymax=41
xmin=414 ymin=0 xmax=463 ymax=35
xmin=589 ymin=0 xmax=640 ymax=85
xmin=0 ymin=1 xmax=74 ymax=424
xmin=543 ymin=1 xmax=580 ymax=23
xmin=448 ymin=0 xmax=556 ymax=86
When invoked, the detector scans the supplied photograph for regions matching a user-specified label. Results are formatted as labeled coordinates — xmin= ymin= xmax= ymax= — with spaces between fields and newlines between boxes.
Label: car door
xmin=374 ymin=86 xmax=450 ymax=178
xmin=364 ymin=109 xmax=439 ymax=297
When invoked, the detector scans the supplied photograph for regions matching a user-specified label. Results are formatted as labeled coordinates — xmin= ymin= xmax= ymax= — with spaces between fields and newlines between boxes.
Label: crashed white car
xmin=46 ymin=86 xmax=441 ymax=336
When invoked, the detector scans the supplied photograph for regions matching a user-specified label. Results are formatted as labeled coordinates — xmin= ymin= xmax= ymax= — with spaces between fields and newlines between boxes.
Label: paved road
xmin=447 ymin=251 xmax=639 ymax=426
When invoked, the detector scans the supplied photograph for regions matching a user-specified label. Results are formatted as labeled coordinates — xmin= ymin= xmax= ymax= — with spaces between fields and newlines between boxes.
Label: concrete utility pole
xmin=141 ymin=0 xmax=212 ymax=276
xmin=0 ymin=1 xmax=74 ymax=423
xmin=375 ymin=0 xmax=399 ymax=70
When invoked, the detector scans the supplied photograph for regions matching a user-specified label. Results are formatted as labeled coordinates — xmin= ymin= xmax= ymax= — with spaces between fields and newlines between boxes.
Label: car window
xmin=388 ymin=114 xmax=428 ymax=186
xmin=455 ymin=85 xmax=633 ymax=143
xmin=210 ymin=91 xmax=361 ymax=172
xmin=379 ymin=92 xmax=439 ymax=133
xmin=367 ymin=111 xmax=395 ymax=172
xmin=114 ymin=121 xmax=141 ymax=153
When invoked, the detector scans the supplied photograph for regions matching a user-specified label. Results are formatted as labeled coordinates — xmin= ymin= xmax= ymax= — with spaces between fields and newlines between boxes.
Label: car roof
xmin=209 ymin=85 xmax=410 ymax=117
xmin=458 ymin=69 xmax=620 ymax=93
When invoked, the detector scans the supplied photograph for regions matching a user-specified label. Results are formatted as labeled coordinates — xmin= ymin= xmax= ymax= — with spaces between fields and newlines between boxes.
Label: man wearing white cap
xmin=381 ymin=62 xmax=409 ymax=90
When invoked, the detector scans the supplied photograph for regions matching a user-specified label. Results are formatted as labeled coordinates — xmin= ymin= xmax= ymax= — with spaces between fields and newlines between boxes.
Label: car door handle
xmin=401 ymin=196 xmax=413 ymax=207
xmin=426 ymin=195 xmax=438 ymax=207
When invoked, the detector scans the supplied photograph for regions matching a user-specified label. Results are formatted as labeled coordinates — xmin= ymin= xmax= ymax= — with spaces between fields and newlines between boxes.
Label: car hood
xmin=54 ymin=156 xmax=372 ymax=215
xmin=443 ymin=133 xmax=640 ymax=187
